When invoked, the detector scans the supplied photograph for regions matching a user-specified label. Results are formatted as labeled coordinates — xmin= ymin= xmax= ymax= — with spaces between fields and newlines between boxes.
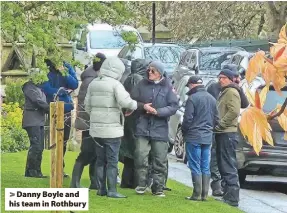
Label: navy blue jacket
xmin=131 ymin=77 xmax=179 ymax=141
xmin=41 ymin=63 xmax=78 ymax=113
xmin=182 ymin=85 xmax=218 ymax=144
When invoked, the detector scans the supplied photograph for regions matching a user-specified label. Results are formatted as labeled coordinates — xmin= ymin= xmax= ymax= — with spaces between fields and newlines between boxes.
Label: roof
xmin=141 ymin=42 xmax=183 ymax=48
xmin=87 ymin=23 xmax=139 ymax=32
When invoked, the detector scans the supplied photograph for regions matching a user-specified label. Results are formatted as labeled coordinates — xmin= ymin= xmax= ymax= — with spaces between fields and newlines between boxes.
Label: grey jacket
xmin=22 ymin=81 xmax=49 ymax=128
xmin=182 ymin=85 xmax=218 ymax=144
xmin=74 ymin=65 xmax=98 ymax=130
xmin=131 ymin=76 xmax=179 ymax=141
xmin=84 ymin=57 xmax=137 ymax=138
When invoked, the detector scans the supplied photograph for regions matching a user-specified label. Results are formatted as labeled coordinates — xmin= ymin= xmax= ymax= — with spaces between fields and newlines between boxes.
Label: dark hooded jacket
xmin=182 ymin=85 xmax=218 ymax=144
xmin=22 ymin=81 xmax=49 ymax=128
xmin=131 ymin=70 xmax=179 ymax=142
xmin=120 ymin=59 xmax=151 ymax=160
xmin=74 ymin=55 xmax=106 ymax=131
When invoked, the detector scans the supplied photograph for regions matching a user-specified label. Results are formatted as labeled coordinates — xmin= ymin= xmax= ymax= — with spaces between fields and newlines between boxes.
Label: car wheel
xmin=238 ymin=169 xmax=246 ymax=186
xmin=174 ymin=127 xmax=184 ymax=159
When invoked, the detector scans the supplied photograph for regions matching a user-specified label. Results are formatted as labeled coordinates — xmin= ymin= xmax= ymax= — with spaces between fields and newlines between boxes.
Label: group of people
xmin=21 ymin=52 xmax=247 ymax=207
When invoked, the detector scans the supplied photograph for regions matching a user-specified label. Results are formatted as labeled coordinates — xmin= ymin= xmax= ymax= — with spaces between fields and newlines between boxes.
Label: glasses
xmin=148 ymin=68 xmax=156 ymax=74
xmin=218 ymin=76 xmax=228 ymax=80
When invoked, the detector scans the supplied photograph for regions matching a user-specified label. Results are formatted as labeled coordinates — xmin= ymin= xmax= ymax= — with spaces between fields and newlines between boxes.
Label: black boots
xmin=89 ymin=160 xmax=98 ymax=190
xmin=107 ymin=166 xmax=127 ymax=198
xmin=96 ymin=163 xmax=107 ymax=196
xmin=186 ymin=174 xmax=202 ymax=201
xmin=70 ymin=161 xmax=84 ymax=188
xmin=201 ymin=175 xmax=210 ymax=201
xmin=211 ymin=180 xmax=224 ymax=196
xmin=222 ymin=187 xmax=239 ymax=207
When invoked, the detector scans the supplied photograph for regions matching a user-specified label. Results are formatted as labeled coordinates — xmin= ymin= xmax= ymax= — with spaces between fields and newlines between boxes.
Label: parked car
xmin=74 ymin=23 xmax=143 ymax=65
xmin=170 ymin=75 xmax=287 ymax=185
xmin=228 ymin=51 xmax=255 ymax=79
xmin=172 ymin=47 xmax=245 ymax=86
xmin=237 ymin=77 xmax=287 ymax=184
xmin=118 ymin=43 xmax=185 ymax=77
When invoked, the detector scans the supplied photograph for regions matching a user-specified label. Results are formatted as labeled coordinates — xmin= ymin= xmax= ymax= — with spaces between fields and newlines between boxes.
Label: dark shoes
xmin=211 ymin=180 xmax=224 ymax=197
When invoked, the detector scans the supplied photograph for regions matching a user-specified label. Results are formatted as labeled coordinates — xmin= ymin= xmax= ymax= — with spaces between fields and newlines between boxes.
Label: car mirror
xmin=76 ymin=43 xmax=87 ymax=52
xmin=126 ymin=55 xmax=132 ymax=61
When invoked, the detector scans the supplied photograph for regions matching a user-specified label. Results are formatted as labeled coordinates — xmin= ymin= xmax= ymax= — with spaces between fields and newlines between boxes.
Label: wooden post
xmin=56 ymin=101 xmax=64 ymax=188
xmin=49 ymin=103 xmax=56 ymax=188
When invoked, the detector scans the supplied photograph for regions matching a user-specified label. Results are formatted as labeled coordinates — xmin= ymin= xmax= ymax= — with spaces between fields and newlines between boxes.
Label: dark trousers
xmin=24 ymin=126 xmax=44 ymax=176
xmin=215 ymin=132 xmax=240 ymax=204
xmin=76 ymin=131 xmax=97 ymax=165
xmin=134 ymin=137 xmax=168 ymax=193
xmin=94 ymin=137 xmax=121 ymax=192
xmin=121 ymin=157 xmax=136 ymax=189
xmin=63 ymin=112 xmax=71 ymax=168
xmin=210 ymin=135 xmax=222 ymax=190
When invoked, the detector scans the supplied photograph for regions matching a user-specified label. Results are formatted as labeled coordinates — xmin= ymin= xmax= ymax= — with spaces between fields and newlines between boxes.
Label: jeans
xmin=210 ymin=135 xmax=222 ymax=190
xmin=186 ymin=142 xmax=211 ymax=175
xmin=63 ymin=112 xmax=71 ymax=168
xmin=134 ymin=136 xmax=168 ymax=193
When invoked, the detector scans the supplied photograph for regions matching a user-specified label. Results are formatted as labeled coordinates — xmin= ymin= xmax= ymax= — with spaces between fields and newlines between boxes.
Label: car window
xmin=125 ymin=46 xmax=143 ymax=60
xmin=118 ymin=46 xmax=129 ymax=58
xmin=263 ymin=90 xmax=287 ymax=113
xmin=144 ymin=46 xmax=183 ymax=64
xmin=190 ymin=52 xmax=196 ymax=64
xmin=199 ymin=51 xmax=236 ymax=70
xmin=89 ymin=30 xmax=126 ymax=49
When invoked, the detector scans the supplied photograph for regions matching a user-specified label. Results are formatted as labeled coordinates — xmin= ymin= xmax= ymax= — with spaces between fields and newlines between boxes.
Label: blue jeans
xmin=186 ymin=142 xmax=211 ymax=175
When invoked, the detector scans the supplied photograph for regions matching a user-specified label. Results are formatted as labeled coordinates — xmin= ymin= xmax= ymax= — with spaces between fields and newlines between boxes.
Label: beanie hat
xmin=149 ymin=60 xmax=165 ymax=76
xmin=219 ymin=69 xmax=235 ymax=80
xmin=222 ymin=64 xmax=239 ymax=77
xmin=93 ymin=53 xmax=106 ymax=71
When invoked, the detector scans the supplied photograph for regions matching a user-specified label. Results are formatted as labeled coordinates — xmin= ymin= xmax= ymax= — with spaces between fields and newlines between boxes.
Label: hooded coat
xmin=120 ymin=59 xmax=150 ymax=160
xmin=84 ymin=57 xmax=137 ymax=139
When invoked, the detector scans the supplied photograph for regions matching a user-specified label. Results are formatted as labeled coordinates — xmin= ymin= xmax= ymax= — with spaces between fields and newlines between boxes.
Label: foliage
xmin=130 ymin=2 xmax=287 ymax=41
xmin=4 ymin=78 xmax=26 ymax=108
xmin=240 ymin=24 xmax=287 ymax=155
xmin=1 ymin=103 xmax=29 ymax=153
xmin=1 ymin=1 xmax=140 ymax=84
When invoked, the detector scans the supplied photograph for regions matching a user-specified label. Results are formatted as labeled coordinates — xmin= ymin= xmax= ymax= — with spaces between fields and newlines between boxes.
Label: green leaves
xmin=2 ymin=1 xmax=140 ymax=83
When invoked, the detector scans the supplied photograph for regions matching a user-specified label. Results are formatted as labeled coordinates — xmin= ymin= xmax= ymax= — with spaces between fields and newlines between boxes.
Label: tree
xmin=1 ymin=1 xmax=139 ymax=83
xmin=240 ymin=24 xmax=287 ymax=154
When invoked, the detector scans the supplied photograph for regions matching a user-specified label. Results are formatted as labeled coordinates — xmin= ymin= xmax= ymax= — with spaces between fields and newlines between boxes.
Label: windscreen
xmin=89 ymin=30 xmax=126 ymax=49
xmin=199 ymin=51 xmax=236 ymax=70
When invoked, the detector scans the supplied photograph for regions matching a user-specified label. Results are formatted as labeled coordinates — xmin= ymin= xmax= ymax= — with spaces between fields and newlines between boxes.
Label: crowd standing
xmin=21 ymin=52 xmax=248 ymax=207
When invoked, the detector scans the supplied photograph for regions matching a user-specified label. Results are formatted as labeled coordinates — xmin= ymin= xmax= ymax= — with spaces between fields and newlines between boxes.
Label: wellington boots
xmin=186 ymin=174 xmax=202 ymax=201
xmin=96 ymin=163 xmax=107 ymax=196
xmin=201 ymin=175 xmax=211 ymax=201
xmin=211 ymin=180 xmax=224 ymax=197
xmin=89 ymin=160 xmax=98 ymax=190
xmin=107 ymin=166 xmax=127 ymax=198
xmin=70 ymin=161 xmax=84 ymax=188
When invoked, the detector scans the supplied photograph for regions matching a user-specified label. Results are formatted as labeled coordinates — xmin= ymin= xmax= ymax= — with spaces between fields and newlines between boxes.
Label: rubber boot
xmin=186 ymin=174 xmax=202 ymax=201
xmin=89 ymin=160 xmax=98 ymax=190
xmin=107 ymin=165 xmax=127 ymax=198
xmin=36 ymin=153 xmax=47 ymax=178
xmin=211 ymin=180 xmax=224 ymax=196
xmin=96 ymin=163 xmax=107 ymax=196
xmin=201 ymin=175 xmax=211 ymax=201
xmin=70 ymin=161 xmax=84 ymax=188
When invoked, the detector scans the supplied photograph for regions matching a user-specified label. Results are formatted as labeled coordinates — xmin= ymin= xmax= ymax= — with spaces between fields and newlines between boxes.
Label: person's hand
xmin=125 ymin=110 xmax=134 ymax=116
xmin=144 ymin=103 xmax=157 ymax=114
xmin=57 ymin=87 xmax=68 ymax=96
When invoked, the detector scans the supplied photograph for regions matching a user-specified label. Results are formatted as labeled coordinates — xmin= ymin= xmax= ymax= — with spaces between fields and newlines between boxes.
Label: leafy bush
xmin=1 ymin=103 xmax=29 ymax=153
xmin=4 ymin=78 xmax=25 ymax=108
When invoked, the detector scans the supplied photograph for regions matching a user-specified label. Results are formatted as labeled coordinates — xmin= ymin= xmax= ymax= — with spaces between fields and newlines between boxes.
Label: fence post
xmin=49 ymin=103 xmax=56 ymax=188
xmin=56 ymin=101 xmax=64 ymax=188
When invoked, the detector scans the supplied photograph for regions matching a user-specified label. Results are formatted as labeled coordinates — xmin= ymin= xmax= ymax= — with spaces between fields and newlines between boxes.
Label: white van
xmin=75 ymin=23 xmax=143 ymax=64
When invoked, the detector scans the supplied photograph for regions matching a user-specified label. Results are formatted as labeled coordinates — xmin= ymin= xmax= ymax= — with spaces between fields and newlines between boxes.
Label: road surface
xmin=168 ymin=155 xmax=287 ymax=213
